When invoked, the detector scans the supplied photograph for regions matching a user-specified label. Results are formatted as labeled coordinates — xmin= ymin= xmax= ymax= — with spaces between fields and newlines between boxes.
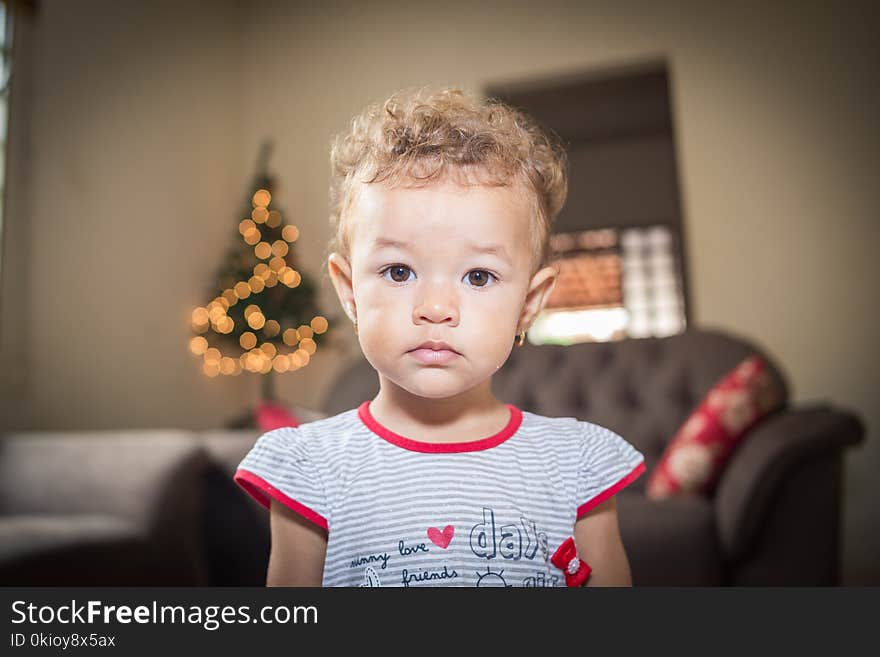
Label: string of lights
xmin=189 ymin=188 xmax=329 ymax=378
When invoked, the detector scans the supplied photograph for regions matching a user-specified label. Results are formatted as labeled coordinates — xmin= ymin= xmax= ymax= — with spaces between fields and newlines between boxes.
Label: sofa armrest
xmin=714 ymin=404 xmax=865 ymax=561
xmin=0 ymin=431 xmax=210 ymax=584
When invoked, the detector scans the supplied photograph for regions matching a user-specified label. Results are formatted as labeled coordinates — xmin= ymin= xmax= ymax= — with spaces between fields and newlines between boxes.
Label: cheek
xmin=354 ymin=280 xmax=402 ymax=316
xmin=476 ymin=289 xmax=522 ymax=322
xmin=354 ymin=285 xmax=413 ymax=351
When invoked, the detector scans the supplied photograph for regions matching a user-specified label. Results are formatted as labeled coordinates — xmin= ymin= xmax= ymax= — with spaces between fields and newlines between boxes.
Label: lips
xmin=408 ymin=340 xmax=460 ymax=365
xmin=409 ymin=347 xmax=460 ymax=365
xmin=411 ymin=340 xmax=459 ymax=354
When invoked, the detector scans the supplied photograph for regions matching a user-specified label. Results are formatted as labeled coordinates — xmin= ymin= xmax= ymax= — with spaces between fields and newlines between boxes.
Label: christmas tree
xmin=189 ymin=140 xmax=339 ymax=418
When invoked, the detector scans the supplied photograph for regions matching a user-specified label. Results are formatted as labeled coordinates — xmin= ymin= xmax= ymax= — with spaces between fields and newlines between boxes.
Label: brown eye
xmin=467 ymin=270 xmax=495 ymax=287
xmin=385 ymin=265 xmax=412 ymax=283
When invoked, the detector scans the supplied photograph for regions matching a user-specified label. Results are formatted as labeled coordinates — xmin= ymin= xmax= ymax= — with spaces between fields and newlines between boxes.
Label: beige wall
xmin=1 ymin=0 xmax=876 ymax=582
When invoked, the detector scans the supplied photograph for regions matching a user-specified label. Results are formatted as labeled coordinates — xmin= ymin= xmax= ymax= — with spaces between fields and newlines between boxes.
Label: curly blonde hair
xmin=326 ymin=86 xmax=568 ymax=276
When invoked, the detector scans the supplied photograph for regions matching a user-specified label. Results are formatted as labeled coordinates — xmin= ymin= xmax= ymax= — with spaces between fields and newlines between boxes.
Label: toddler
xmin=234 ymin=86 xmax=645 ymax=587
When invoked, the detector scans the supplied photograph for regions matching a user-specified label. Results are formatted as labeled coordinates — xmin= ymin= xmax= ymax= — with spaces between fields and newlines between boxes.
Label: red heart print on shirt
xmin=427 ymin=525 xmax=454 ymax=549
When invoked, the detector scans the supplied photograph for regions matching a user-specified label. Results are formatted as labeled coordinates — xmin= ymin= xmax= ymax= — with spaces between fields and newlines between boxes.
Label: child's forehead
xmin=352 ymin=184 xmax=530 ymax=261
xmin=351 ymin=178 xmax=532 ymax=246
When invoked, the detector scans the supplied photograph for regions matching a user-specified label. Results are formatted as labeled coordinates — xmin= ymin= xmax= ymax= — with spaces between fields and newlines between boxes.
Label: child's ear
xmin=517 ymin=264 xmax=559 ymax=332
xmin=327 ymin=252 xmax=356 ymax=322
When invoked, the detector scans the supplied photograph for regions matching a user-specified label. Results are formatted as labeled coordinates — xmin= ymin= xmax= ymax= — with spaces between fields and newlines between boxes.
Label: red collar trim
xmin=357 ymin=400 xmax=523 ymax=453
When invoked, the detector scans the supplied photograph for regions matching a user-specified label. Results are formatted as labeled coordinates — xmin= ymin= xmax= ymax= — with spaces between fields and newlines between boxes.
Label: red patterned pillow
xmin=646 ymin=355 xmax=784 ymax=499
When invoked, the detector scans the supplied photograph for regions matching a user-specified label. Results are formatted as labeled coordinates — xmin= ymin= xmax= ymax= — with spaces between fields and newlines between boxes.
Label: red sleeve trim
xmin=233 ymin=468 xmax=329 ymax=531
xmin=576 ymin=460 xmax=646 ymax=518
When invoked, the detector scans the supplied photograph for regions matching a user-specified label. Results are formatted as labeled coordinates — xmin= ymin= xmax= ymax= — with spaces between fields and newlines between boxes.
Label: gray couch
xmin=0 ymin=328 xmax=865 ymax=585
xmin=0 ymin=431 xmax=209 ymax=585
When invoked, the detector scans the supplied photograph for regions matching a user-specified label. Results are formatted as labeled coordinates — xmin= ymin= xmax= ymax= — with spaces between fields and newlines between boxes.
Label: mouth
xmin=408 ymin=341 xmax=461 ymax=365
xmin=408 ymin=347 xmax=461 ymax=365
xmin=410 ymin=341 xmax=459 ymax=354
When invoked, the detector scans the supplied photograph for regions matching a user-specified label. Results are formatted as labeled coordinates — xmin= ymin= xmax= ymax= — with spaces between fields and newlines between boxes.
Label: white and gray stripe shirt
xmin=235 ymin=400 xmax=645 ymax=587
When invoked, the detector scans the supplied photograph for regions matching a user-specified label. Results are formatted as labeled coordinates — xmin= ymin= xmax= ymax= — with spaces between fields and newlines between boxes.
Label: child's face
xmin=328 ymin=175 xmax=558 ymax=402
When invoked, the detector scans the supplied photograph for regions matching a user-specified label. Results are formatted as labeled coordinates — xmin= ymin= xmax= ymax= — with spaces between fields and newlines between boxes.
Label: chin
xmin=390 ymin=373 xmax=467 ymax=399
xmin=406 ymin=381 xmax=463 ymax=399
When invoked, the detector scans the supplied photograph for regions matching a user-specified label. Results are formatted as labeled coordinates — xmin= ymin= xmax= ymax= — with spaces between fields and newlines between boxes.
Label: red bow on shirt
xmin=550 ymin=537 xmax=592 ymax=587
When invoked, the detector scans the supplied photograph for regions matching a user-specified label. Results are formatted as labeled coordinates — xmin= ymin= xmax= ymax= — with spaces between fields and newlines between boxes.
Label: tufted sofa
xmin=0 ymin=327 xmax=865 ymax=586
xmin=322 ymin=327 xmax=866 ymax=585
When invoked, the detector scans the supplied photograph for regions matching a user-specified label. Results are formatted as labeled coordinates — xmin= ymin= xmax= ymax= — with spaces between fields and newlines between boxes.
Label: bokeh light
xmin=283 ymin=328 xmax=299 ymax=346
xmin=252 ymin=206 xmax=269 ymax=224
xmin=234 ymin=282 xmax=251 ymax=299
xmin=244 ymin=228 xmax=261 ymax=245
xmin=255 ymin=242 xmax=272 ymax=260
xmin=252 ymin=189 xmax=271 ymax=207
xmin=189 ymin=336 xmax=208 ymax=355
xmin=240 ymin=331 xmax=257 ymax=350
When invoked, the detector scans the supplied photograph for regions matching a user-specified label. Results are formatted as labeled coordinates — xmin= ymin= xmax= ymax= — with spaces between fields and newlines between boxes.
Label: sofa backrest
xmin=322 ymin=328 xmax=789 ymax=492
xmin=0 ymin=430 xmax=205 ymax=528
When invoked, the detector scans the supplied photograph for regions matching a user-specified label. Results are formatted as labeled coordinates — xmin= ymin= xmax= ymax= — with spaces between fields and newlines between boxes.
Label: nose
xmin=413 ymin=280 xmax=460 ymax=326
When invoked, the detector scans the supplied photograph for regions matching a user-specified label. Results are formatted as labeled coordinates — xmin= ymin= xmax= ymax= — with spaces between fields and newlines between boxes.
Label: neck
xmin=370 ymin=376 xmax=505 ymax=431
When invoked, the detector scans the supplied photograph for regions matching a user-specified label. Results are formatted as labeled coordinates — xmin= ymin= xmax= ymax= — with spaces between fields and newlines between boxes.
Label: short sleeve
xmin=575 ymin=422 xmax=646 ymax=519
xmin=233 ymin=427 xmax=328 ymax=531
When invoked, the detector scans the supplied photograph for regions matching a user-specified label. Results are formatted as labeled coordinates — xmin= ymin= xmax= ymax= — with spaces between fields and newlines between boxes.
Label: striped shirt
xmin=234 ymin=400 xmax=645 ymax=587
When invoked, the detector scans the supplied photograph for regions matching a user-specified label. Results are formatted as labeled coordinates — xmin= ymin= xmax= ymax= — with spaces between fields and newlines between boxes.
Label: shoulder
xmin=576 ymin=420 xmax=628 ymax=451
xmin=516 ymin=410 xmax=585 ymax=456
xmin=519 ymin=410 xmax=643 ymax=464
xmin=249 ymin=406 xmax=361 ymax=459
xmin=294 ymin=406 xmax=361 ymax=440
xmin=573 ymin=421 xmax=645 ymax=490
xmin=576 ymin=420 xmax=643 ymax=464
xmin=519 ymin=410 xmax=581 ymax=437
xmin=519 ymin=409 xmax=623 ymax=445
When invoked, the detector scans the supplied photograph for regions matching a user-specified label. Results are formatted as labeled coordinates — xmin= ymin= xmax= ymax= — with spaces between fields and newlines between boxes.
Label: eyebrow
xmin=372 ymin=238 xmax=511 ymax=261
